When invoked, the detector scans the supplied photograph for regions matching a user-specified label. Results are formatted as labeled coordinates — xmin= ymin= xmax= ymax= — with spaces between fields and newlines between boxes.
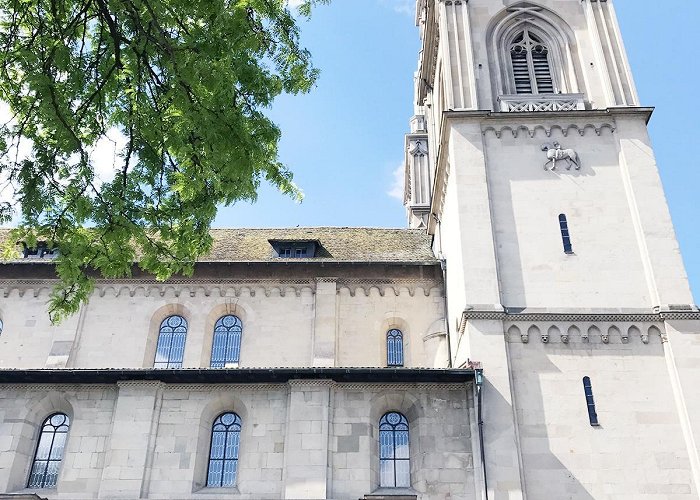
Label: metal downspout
xmin=475 ymin=370 xmax=488 ymax=500
xmin=441 ymin=258 xmax=453 ymax=368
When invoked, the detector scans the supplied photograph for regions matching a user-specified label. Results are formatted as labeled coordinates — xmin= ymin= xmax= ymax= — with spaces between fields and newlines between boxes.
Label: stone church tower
xmin=404 ymin=0 xmax=700 ymax=498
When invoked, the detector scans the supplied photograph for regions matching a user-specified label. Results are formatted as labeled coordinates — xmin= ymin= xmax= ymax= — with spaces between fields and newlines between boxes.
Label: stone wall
xmin=0 ymin=277 xmax=445 ymax=371
xmin=507 ymin=324 xmax=697 ymax=499
xmin=0 ymin=382 xmax=475 ymax=500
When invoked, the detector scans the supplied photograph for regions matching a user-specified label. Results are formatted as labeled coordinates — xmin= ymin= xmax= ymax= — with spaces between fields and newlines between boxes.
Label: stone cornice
xmin=460 ymin=309 xmax=700 ymax=323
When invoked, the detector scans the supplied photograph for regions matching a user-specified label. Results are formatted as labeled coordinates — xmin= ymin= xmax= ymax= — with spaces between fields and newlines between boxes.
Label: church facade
xmin=1 ymin=1 xmax=699 ymax=499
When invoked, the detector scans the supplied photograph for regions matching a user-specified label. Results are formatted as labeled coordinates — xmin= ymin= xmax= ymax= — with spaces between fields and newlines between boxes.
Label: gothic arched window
xmin=154 ymin=315 xmax=187 ymax=368
xmin=510 ymin=28 xmax=554 ymax=94
xmin=210 ymin=315 xmax=243 ymax=368
xmin=207 ymin=412 xmax=242 ymax=488
xmin=379 ymin=412 xmax=410 ymax=488
xmin=28 ymin=413 xmax=70 ymax=489
xmin=386 ymin=329 xmax=404 ymax=367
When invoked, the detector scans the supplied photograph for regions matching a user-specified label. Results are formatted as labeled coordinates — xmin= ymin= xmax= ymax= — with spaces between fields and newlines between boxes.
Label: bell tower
xmin=404 ymin=1 xmax=700 ymax=499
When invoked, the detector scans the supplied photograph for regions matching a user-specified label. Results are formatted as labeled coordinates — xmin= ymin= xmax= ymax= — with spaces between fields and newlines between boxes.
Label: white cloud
xmin=387 ymin=161 xmax=405 ymax=202
xmin=378 ymin=0 xmax=414 ymax=16
xmin=286 ymin=0 xmax=305 ymax=8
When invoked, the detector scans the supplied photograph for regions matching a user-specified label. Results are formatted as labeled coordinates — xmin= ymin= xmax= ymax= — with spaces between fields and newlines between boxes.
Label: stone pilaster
xmin=98 ymin=381 xmax=163 ymax=499
xmin=282 ymin=381 xmax=332 ymax=499
xmin=313 ymin=278 xmax=338 ymax=367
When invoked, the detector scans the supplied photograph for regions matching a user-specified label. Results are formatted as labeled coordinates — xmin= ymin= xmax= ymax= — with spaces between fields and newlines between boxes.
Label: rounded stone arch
xmin=8 ymin=392 xmax=76 ymax=492
xmin=143 ymin=303 xmax=192 ymax=368
xmin=368 ymin=390 xmax=424 ymax=491
xmin=485 ymin=1 xmax=586 ymax=105
xmin=199 ymin=302 xmax=251 ymax=368
xmin=378 ymin=315 xmax=411 ymax=368
xmin=192 ymin=393 xmax=249 ymax=491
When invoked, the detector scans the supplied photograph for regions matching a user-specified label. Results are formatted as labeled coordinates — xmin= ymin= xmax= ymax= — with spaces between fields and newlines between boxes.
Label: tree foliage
xmin=0 ymin=0 xmax=327 ymax=321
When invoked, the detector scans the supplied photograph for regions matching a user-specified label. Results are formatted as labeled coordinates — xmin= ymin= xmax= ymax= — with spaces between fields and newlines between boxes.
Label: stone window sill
xmin=365 ymin=486 xmax=418 ymax=499
xmin=191 ymin=486 xmax=241 ymax=497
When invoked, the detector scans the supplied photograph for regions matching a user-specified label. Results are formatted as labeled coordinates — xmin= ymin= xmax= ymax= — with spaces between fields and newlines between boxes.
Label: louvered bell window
xmin=510 ymin=29 xmax=554 ymax=95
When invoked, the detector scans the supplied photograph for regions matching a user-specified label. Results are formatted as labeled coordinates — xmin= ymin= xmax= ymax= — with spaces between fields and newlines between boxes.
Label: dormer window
xmin=510 ymin=29 xmax=554 ymax=95
xmin=20 ymin=241 xmax=59 ymax=259
xmin=270 ymin=240 xmax=318 ymax=259
xmin=280 ymin=247 xmax=307 ymax=258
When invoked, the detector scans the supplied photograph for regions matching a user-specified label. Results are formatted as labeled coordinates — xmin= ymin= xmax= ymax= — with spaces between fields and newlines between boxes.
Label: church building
xmin=0 ymin=1 xmax=699 ymax=499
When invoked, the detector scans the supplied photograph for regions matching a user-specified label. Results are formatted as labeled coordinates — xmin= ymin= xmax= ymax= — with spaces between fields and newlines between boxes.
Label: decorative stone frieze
xmin=482 ymin=122 xmax=616 ymax=139
xmin=2 ymin=279 xmax=443 ymax=300
xmin=503 ymin=321 xmax=667 ymax=345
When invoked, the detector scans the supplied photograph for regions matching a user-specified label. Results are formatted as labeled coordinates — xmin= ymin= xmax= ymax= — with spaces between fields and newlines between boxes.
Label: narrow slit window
xmin=582 ymin=376 xmax=599 ymax=426
xmin=386 ymin=329 xmax=404 ymax=367
xmin=28 ymin=413 xmax=70 ymax=489
xmin=559 ymin=214 xmax=573 ymax=254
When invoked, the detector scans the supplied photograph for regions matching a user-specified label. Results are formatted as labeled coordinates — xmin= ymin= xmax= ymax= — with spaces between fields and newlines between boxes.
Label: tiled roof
xmin=205 ymin=228 xmax=436 ymax=262
xmin=0 ymin=227 xmax=437 ymax=263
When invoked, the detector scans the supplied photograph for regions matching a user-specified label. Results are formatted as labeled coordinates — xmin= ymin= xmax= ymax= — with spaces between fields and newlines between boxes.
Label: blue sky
xmin=213 ymin=0 xmax=700 ymax=303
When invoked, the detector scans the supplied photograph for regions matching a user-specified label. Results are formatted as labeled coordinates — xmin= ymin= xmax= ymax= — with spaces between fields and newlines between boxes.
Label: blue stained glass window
xmin=387 ymin=329 xmax=404 ymax=367
xmin=207 ymin=412 xmax=242 ymax=488
xmin=154 ymin=315 xmax=187 ymax=368
xmin=27 ymin=413 xmax=70 ymax=489
xmin=379 ymin=412 xmax=410 ymax=488
xmin=210 ymin=315 xmax=243 ymax=368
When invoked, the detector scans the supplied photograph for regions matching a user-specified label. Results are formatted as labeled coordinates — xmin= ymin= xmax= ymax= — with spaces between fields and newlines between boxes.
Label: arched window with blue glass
xmin=207 ymin=412 xmax=242 ymax=488
xmin=210 ymin=315 xmax=243 ymax=368
xmin=154 ymin=315 xmax=187 ymax=368
xmin=386 ymin=329 xmax=404 ymax=367
xmin=379 ymin=411 xmax=410 ymax=488
xmin=27 ymin=413 xmax=70 ymax=489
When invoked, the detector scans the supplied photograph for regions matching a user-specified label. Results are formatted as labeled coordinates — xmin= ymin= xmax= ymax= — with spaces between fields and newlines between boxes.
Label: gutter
xmin=0 ymin=367 xmax=475 ymax=385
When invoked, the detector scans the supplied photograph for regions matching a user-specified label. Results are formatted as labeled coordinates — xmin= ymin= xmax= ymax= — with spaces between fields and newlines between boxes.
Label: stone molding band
xmin=461 ymin=310 xmax=700 ymax=323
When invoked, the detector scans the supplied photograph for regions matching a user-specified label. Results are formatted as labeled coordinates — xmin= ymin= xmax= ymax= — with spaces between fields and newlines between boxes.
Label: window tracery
xmin=386 ymin=329 xmax=404 ymax=367
xmin=379 ymin=412 xmax=410 ymax=488
xmin=154 ymin=315 xmax=187 ymax=368
xmin=487 ymin=4 xmax=586 ymax=111
xmin=28 ymin=413 xmax=70 ymax=489
xmin=210 ymin=315 xmax=243 ymax=368
xmin=510 ymin=29 xmax=554 ymax=94
xmin=207 ymin=412 xmax=242 ymax=488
